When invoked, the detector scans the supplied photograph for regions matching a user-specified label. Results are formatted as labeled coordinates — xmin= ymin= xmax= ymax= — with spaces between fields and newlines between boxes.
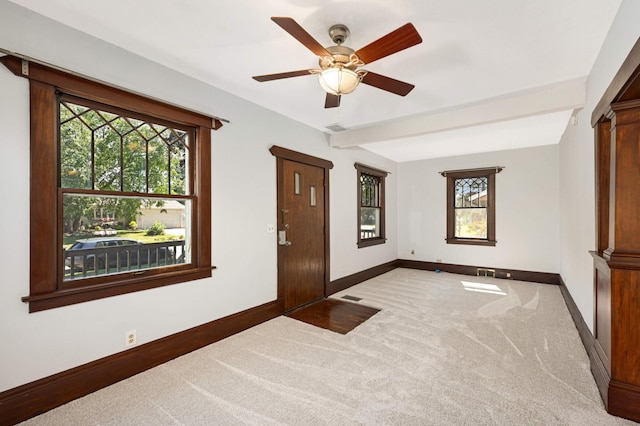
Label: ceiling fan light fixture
xmin=254 ymin=17 xmax=422 ymax=108
xmin=318 ymin=67 xmax=360 ymax=95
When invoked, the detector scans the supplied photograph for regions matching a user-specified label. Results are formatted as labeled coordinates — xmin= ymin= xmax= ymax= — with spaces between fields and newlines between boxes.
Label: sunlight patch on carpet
xmin=461 ymin=280 xmax=507 ymax=295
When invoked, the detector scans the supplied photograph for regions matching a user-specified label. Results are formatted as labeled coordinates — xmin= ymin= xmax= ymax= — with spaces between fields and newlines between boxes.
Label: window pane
xmin=62 ymin=194 xmax=191 ymax=281
xmin=123 ymin=132 xmax=147 ymax=193
xmin=455 ymin=177 xmax=488 ymax=208
xmin=59 ymin=99 xmax=190 ymax=195
xmin=60 ymin=120 xmax=92 ymax=189
xmin=169 ymin=136 xmax=188 ymax=195
xmin=148 ymin=131 xmax=169 ymax=193
xmin=93 ymin=117 xmax=121 ymax=192
xmin=455 ymin=208 xmax=487 ymax=238
xmin=294 ymin=172 xmax=300 ymax=195
xmin=310 ymin=185 xmax=316 ymax=206
xmin=360 ymin=173 xmax=380 ymax=207
xmin=361 ymin=207 xmax=380 ymax=239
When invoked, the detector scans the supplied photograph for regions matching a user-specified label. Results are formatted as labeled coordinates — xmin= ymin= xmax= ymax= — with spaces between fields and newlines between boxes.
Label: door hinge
xmin=21 ymin=59 xmax=29 ymax=76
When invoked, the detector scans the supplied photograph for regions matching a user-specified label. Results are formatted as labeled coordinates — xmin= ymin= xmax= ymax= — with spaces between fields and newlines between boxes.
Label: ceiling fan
xmin=252 ymin=17 xmax=423 ymax=108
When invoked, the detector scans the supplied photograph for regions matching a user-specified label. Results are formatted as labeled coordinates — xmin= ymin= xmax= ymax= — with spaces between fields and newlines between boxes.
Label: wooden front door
xmin=271 ymin=146 xmax=332 ymax=312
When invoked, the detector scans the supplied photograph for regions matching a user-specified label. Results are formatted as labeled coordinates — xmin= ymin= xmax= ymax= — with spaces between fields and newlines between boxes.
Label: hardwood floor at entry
xmin=287 ymin=298 xmax=380 ymax=334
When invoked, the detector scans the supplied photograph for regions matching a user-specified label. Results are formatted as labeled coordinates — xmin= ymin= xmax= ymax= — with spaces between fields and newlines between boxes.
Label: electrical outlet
xmin=266 ymin=224 xmax=275 ymax=233
xmin=125 ymin=329 xmax=137 ymax=347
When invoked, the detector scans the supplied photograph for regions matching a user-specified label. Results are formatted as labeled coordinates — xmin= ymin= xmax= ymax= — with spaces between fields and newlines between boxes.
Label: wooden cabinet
xmin=591 ymin=39 xmax=640 ymax=423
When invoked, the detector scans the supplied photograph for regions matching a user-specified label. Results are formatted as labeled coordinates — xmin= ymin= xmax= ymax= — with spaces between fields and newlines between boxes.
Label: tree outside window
xmin=0 ymin=55 xmax=219 ymax=312
xmin=442 ymin=167 xmax=502 ymax=246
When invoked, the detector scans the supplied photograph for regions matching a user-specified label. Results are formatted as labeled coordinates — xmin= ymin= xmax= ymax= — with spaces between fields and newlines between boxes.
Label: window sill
xmin=446 ymin=238 xmax=497 ymax=247
xmin=23 ymin=267 xmax=215 ymax=313
xmin=358 ymin=238 xmax=386 ymax=248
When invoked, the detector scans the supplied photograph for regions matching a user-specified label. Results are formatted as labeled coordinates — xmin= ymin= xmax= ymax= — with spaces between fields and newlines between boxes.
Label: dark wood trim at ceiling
xmin=591 ymin=37 xmax=640 ymax=126
xmin=0 ymin=55 xmax=221 ymax=129
xmin=397 ymin=259 xmax=560 ymax=285
xmin=0 ymin=300 xmax=280 ymax=425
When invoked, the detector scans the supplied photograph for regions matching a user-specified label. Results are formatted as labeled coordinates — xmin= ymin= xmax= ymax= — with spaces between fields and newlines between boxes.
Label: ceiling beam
xmin=329 ymin=78 xmax=586 ymax=148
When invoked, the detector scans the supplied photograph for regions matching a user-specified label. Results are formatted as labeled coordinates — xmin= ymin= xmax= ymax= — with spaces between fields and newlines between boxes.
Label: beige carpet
xmin=21 ymin=269 xmax=636 ymax=425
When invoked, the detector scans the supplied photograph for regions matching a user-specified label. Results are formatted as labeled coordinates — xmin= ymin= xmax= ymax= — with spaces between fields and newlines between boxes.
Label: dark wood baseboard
xmin=0 ymin=300 xmax=280 ymax=426
xmin=559 ymin=275 xmax=610 ymax=403
xmin=609 ymin=380 xmax=640 ymax=422
xmin=3 ymin=257 xmax=401 ymax=425
xmin=327 ymin=260 xmax=399 ymax=295
xmin=328 ymin=259 xmax=560 ymax=297
xmin=558 ymin=276 xmax=594 ymax=352
xmin=558 ymin=276 xmax=610 ymax=401
xmin=3 ymin=261 xmax=622 ymax=425
xmin=397 ymin=259 xmax=560 ymax=285
xmin=590 ymin=343 xmax=611 ymax=410
xmin=558 ymin=276 xmax=640 ymax=423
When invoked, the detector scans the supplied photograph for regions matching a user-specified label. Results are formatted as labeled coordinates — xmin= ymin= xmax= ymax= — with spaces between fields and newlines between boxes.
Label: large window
xmin=356 ymin=163 xmax=387 ymax=248
xmin=60 ymin=97 xmax=193 ymax=282
xmin=0 ymin=55 xmax=221 ymax=312
xmin=442 ymin=167 xmax=502 ymax=246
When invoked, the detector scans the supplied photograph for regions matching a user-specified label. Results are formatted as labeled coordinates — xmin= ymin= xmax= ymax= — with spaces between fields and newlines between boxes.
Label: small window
xmin=442 ymin=167 xmax=503 ymax=246
xmin=355 ymin=163 xmax=387 ymax=248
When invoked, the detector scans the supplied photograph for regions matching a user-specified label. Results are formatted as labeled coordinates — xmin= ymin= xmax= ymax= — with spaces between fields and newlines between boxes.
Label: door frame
xmin=270 ymin=146 xmax=333 ymax=312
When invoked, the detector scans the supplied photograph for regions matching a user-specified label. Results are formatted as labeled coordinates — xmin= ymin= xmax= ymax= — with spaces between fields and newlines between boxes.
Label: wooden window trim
xmin=355 ymin=163 xmax=387 ymax=248
xmin=0 ymin=55 xmax=218 ymax=312
xmin=441 ymin=167 xmax=502 ymax=247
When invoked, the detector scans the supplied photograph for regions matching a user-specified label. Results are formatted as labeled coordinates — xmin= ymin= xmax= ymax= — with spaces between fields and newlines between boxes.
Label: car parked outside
xmin=64 ymin=237 xmax=170 ymax=273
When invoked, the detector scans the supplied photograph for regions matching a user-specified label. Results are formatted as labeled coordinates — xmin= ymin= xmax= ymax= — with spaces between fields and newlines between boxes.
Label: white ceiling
xmin=7 ymin=0 xmax=621 ymax=161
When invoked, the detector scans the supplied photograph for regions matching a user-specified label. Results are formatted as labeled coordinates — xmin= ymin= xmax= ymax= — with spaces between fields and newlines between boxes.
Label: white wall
xmin=330 ymin=147 xmax=397 ymax=279
xmin=397 ymin=145 xmax=560 ymax=273
xmin=2 ymin=0 xmax=636 ymax=396
xmin=558 ymin=0 xmax=640 ymax=332
xmin=0 ymin=1 xmax=396 ymax=392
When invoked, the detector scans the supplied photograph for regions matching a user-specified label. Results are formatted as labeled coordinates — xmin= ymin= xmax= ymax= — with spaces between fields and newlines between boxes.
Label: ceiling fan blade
xmin=361 ymin=72 xmax=415 ymax=96
xmin=325 ymin=93 xmax=341 ymax=108
xmin=252 ymin=70 xmax=313 ymax=82
xmin=354 ymin=23 xmax=422 ymax=64
xmin=271 ymin=17 xmax=331 ymax=57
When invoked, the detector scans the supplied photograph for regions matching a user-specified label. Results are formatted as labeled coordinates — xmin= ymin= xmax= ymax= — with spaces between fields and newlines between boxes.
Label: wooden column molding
xmin=591 ymin=37 xmax=640 ymax=423
xmin=595 ymin=120 xmax=610 ymax=256
xmin=604 ymin=102 xmax=640 ymax=268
